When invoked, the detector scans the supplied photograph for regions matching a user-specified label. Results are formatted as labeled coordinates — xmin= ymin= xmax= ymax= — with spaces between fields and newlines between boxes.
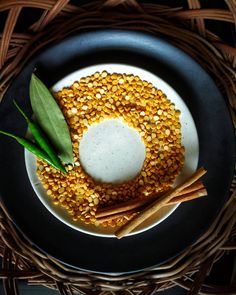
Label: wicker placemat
xmin=0 ymin=1 xmax=236 ymax=294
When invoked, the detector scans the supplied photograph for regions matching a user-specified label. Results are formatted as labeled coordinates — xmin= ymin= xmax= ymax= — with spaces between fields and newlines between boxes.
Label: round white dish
xmin=25 ymin=63 xmax=199 ymax=238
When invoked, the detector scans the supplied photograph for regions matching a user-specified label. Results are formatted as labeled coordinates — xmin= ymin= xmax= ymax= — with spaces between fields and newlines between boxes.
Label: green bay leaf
xmin=29 ymin=74 xmax=74 ymax=164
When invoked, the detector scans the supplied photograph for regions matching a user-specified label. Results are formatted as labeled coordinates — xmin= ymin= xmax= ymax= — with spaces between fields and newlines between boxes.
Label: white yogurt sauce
xmin=79 ymin=119 xmax=146 ymax=184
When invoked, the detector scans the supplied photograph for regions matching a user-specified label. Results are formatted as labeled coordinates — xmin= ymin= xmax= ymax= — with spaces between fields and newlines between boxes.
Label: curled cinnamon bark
xmin=115 ymin=167 xmax=207 ymax=239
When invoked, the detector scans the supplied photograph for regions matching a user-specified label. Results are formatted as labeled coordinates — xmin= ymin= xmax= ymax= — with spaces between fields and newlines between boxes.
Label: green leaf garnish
xmin=29 ymin=74 xmax=74 ymax=164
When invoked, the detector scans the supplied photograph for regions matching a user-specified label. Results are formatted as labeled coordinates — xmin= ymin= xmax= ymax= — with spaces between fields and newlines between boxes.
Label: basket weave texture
xmin=0 ymin=0 xmax=236 ymax=294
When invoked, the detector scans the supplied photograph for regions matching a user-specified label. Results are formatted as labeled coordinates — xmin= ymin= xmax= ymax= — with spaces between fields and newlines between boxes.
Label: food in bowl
xmin=36 ymin=71 xmax=185 ymax=228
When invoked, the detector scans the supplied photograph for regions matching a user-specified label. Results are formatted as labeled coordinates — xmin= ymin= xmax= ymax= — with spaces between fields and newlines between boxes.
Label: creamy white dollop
xmin=79 ymin=119 xmax=146 ymax=184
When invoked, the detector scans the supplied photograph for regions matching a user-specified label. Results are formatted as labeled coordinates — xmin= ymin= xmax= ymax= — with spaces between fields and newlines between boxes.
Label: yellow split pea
xmin=36 ymin=71 xmax=184 ymax=227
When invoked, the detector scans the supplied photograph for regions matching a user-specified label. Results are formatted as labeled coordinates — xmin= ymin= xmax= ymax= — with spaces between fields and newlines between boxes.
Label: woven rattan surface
xmin=0 ymin=0 xmax=236 ymax=294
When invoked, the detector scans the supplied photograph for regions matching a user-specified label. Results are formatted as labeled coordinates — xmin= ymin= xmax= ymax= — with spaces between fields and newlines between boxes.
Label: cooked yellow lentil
xmin=36 ymin=71 xmax=184 ymax=227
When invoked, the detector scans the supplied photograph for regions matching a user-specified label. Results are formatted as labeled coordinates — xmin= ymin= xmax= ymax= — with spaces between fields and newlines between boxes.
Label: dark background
xmin=0 ymin=0 xmax=235 ymax=294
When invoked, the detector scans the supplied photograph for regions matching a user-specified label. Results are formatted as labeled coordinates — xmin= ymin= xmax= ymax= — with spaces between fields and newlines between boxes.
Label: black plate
xmin=0 ymin=30 xmax=235 ymax=274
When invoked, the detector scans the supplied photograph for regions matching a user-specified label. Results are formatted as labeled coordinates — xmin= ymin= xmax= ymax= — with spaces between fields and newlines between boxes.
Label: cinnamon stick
xmin=115 ymin=167 xmax=207 ymax=239
xmin=97 ymin=188 xmax=207 ymax=223
xmin=97 ymin=209 xmax=138 ymax=223
xmin=96 ymin=181 xmax=204 ymax=218
xmin=168 ymin=188 xmax=207 ymax=204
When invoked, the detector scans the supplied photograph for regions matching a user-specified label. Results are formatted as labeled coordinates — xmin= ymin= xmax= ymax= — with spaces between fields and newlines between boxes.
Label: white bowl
xmin=25 ymin=64 xmax=199 ymax=238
